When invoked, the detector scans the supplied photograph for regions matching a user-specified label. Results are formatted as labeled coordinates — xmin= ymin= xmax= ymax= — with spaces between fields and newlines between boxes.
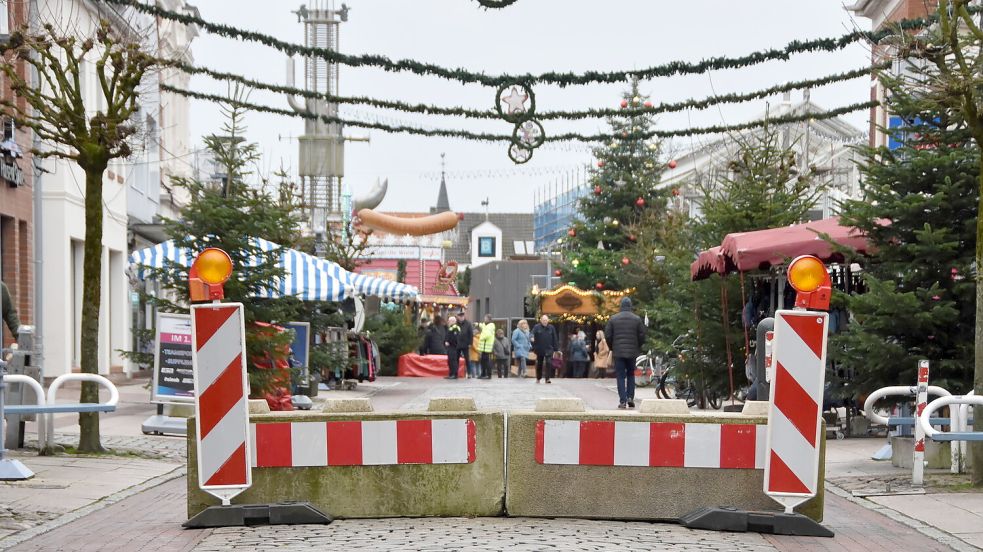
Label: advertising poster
xmin=151 ymin=313 xmax=195 ymax=403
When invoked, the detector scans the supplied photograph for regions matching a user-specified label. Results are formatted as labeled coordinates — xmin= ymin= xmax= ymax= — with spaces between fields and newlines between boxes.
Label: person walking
xmin=511 ymin=319 xmax=531 ymax=378
xmin=593 ymin=329 xmax=612 ymax=378
xmin=604 ymin=297 xmax=646 ymax=408
xmin=530 ymin=314 xmax=558 ymax=384
xmin=444 ymin=316 xmax=462 ymax=379
xmin=421 ymin=315 xmax=447 ymax=356
xmin=457 ymin=310 xmax=477 ymax=378
xmin=1 ymin=280 xmax=20 ymax=340
xmin=569 ymin=330 xmax=589 ymax=378
xmin=493 ymin=328 xmax=510 ymax=378
xmin=477 ymin=314 xmax=495 ymax=379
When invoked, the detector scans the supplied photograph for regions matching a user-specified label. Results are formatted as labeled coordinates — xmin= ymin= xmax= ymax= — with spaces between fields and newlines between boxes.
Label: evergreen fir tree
xmin=833 ymin=75 xmax=977 ymax=393
xmin=563 ymin=79 xmax=670 ymax=294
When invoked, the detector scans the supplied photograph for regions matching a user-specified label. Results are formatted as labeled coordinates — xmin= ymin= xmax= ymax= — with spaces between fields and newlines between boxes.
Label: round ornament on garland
xmin=635 ymin=197 xmax=646 ymax=208
xmin=643 ymin=101 xmax=653 ymax=108
xmin=620 ymin=99 xmax=628 ymax=109
xmin=513 ymin=119 xmax=545 ymax=149
xmin=495 ymin=81 xmax=535 ymax=123
xmin=593 ymin=185 xmax=602 ymax=195
xmin=508 ymin=143 xmax=533 ymax=165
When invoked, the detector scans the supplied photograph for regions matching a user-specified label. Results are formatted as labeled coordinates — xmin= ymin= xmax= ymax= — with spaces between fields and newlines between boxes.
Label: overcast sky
xmin=187 ymin=1 xmax=874 ymax=214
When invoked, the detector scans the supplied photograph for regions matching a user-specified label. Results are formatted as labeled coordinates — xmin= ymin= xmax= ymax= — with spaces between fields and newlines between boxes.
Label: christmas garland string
xmin=165 ymin=57 xmax=886 ymax=122
xmin=105 ymin=0 xmax=939 ymax=87
xmin=162 ymin=83 xmax=877 ymax=143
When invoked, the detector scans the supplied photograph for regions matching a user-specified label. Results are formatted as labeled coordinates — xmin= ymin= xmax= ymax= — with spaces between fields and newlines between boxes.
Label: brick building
xmin=0 ymin=1 xmax=33 ymax=346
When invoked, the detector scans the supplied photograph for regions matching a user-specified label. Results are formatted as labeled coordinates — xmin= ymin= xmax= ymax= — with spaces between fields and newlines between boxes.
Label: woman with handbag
xmin=593 ymin=329 xmax=612 ymax=378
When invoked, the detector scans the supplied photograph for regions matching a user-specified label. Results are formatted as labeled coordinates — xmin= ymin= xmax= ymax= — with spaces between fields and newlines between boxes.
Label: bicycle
xmin=656 ymin=334 xmax=722 ymax=410
xmin=634 ymin=350 xmax=661 ymax=388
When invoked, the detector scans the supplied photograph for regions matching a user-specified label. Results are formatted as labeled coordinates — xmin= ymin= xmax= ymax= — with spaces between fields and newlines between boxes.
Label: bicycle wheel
xmin=657 ymin=371 xmax=676 ymax=399
xmin=705 ymin=389 xmax=722 ymax=410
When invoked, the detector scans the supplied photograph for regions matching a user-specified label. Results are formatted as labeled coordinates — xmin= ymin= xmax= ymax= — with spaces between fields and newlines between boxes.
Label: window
xmin=478 ymin=236 xmax=496 ymax=258
xmin=0 ymin=1 xmax=9 ymax=36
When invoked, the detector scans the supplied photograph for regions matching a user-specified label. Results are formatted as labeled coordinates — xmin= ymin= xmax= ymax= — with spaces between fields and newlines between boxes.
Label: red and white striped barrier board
xmin=249 ymin=419 xmax=477 ymax=468
xmin=534 ymin=420 xmax=766 ymax=469
xmin=191 ymin=303 xmax=251 ymax=503
xmin=913 ymin=360 xmax=929 ymax=485
xmin=764 ymin=309 xmax=828 ymax=511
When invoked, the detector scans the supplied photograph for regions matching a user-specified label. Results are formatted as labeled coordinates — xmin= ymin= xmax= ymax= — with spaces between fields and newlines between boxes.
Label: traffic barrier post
xmin=913 ymin=360 xmax=929 ymax=485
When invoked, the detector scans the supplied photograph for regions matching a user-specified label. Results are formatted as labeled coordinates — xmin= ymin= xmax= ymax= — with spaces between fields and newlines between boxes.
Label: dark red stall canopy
xmin=691 ymin=217 xmax=878 ymax=281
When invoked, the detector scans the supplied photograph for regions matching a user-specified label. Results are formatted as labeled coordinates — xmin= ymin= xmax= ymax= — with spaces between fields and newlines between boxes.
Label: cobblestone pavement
xmin=24 ymin=432 xmax=187 ymax=461
xmin=193 ymin=517 xmax=776 ymax=552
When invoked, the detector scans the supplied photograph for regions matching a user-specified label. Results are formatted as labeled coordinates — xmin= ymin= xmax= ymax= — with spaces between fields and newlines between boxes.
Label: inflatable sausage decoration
xmin=355 ymin=208 xmax=462 ymax=236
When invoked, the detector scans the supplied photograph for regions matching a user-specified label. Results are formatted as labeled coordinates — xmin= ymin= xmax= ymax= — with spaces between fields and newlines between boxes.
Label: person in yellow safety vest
xmin=477 ymin=314 xmax=496 ymax=380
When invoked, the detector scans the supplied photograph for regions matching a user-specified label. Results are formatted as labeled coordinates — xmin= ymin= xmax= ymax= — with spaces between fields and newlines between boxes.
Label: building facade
xmin=660 ymin=93 xmax=865 ymax=221
xmin=33 ymin=0 xmax=196 ymax=377
xmin=847 ymin=0 xmax=937 ymax=148
xmin=0 ymin=0 xmax=34 ymax=346
xmin=533 ymin=173 xmax=588 ymax=252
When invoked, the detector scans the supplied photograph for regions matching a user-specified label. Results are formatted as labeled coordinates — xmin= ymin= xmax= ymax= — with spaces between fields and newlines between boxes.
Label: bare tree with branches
xmin=0 ymin=21 xmax=153 ymax=452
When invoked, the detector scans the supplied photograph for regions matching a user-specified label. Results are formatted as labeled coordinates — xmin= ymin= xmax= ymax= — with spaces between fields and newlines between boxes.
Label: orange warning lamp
xmin=787 ymin=255 xmax=831 ymax=311
xmin=189 ymin=247 xmax=233 ymax=302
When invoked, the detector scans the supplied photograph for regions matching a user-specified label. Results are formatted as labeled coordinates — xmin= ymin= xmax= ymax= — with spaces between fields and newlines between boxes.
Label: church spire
xmin=434 ymin=152 xmax=450 ymax=213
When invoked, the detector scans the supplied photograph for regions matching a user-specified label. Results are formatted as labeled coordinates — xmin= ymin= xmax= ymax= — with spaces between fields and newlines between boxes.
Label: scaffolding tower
xmin=287 ymin=2 xmax=349 ymax=247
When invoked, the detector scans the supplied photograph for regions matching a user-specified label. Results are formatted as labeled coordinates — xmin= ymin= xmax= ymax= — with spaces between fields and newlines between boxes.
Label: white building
xmin=660 ymin=92 xmax=866 ymax=222
xmin=33 ymin=0 xmax=196 ymax=377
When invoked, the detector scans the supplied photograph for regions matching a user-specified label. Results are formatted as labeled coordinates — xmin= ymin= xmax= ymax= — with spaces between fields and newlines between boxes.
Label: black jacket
xmin=530 ymin=323 xmax=558 ymax=356
xmin=604 ymin=309 xmax=646 ymax=359
xmin=421 ymin=325 xmax=447 ymax=355
xmin=458 ymin=319 xmax=474 ymax=349
xmin=445 ymin=325 xmax=462 ymax=352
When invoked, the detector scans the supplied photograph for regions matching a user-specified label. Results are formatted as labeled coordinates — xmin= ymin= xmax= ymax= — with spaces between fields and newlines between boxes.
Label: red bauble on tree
xmin=668 ymin=159 xmax=677 ymax=169
xmin=595 ymin=282 xmax=604 ymax=290
xmin=621 ymin=257 xmax=631 ymax=266
xmin=628 ymin=234 xmax=637 ymax=242
xmin=672 ymin=188 xmax=680 ymax=197
xmin=620 ymin=99 xmax=628 ymax=109
xmin=554 ymin=269 xmax=562 ymax=277
xmin=635 ymin=197 xmax=646 ymax=208
xmin=643 ymin=101 xmax=653 ymax=108
xmin=567 ymin=228 xmax=576 ymax=237
xmin=597 ymin=160 xmax=605 ymax=168
xmin=593 ymin=185 xmax=602 ymax=195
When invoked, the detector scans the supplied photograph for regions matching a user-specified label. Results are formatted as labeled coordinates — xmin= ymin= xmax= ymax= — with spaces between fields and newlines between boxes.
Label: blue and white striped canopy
xmin=129 ymin=237 xmax=418 ymax=303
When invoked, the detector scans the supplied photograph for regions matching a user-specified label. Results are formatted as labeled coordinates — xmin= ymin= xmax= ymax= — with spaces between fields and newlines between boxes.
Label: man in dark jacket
xmin=604 ymin=297 xmax=646 ymax=409
xmin=457 ymin=310 xmax=476 ymax=378
xmin=530 ymin=314 xmax=558 ymax=383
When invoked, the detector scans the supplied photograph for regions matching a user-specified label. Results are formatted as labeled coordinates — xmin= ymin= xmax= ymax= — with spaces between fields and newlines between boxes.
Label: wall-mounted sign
xmin=1 ymin=158 xmax=23 ymax=187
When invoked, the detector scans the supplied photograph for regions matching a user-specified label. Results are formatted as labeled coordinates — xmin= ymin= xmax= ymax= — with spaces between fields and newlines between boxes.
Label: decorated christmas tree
xmin=833 ymin=74 xmax=977 ymax=393
xmin=562 ymin=79 xmax=671 ymax=294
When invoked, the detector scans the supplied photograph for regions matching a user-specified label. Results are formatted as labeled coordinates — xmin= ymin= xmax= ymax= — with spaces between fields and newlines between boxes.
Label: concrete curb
xmin=0 ymin=465 xmax=187 ymax=551
xmin=824 ymin=481 xmax=980 ymax=552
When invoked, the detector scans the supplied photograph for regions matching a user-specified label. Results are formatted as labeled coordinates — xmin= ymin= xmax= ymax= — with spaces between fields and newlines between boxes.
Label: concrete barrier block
xmin=506 ymin=411 xmax=824 ymax=522
xmin=321 ymin=398 xmax=373 ymax=413
xmin=248 ymin=400 xmax=271 ymax=414
xmin=534 ymin=398 xmax=585 ymax=412
xmin=187 ymin=411 xmax=505 ymax=519
xmin=741 ymin=401 xmax=769 ymax=417
xmin=165 ymin=403 xmax=195 ymax=417
xmin=639 ymin=399 xmax=689 ymax=415
xmin=428 ymin=397 xmax=477 ymax=412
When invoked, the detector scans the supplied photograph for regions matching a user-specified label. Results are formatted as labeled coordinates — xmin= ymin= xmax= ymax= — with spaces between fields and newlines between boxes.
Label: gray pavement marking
xmin=824 ymin=481 xmax=981 ymax=552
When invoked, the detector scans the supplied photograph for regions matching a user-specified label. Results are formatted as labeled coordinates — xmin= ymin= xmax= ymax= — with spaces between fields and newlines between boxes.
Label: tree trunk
xmin=78 ymin=164 xmax=106 ymax=453
xmin=974 ymin=157 xmax=983 ymax=486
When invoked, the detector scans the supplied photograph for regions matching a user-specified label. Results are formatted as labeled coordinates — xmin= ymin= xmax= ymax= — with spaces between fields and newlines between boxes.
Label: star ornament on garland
xmin=501 ymin=86 xmax=529 ymax=114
